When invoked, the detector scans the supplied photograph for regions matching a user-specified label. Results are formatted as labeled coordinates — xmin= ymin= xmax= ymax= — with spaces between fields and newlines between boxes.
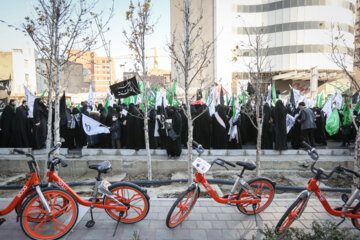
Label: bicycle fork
xmin=35 ymin=186 xmax=53 ymax=217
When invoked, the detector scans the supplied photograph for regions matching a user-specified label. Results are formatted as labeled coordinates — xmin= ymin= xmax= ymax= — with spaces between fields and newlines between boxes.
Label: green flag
xmin=232 ymin=96 xmax=236 ymax=120
xmin=77 ymin=104 xmax=81 ymax=112
xmin=342 ymin=98 xmax=352 ymax=125
xmin=355 ymin=100 xmax=360 ymax=112
xmin=319 ymin=91 xmax=324 ymax=107
xmin=325 ymin=109 xmax=340 ymax=136
xmin=167 ymin=79 xmax=177 ymax=106
xmin=40 ymin=89 xmax=47 ymax=98
xmin=104 ymin=97 xmax=109 ymax=115
xmin=272 ymin=83 xmax=277 ymax=105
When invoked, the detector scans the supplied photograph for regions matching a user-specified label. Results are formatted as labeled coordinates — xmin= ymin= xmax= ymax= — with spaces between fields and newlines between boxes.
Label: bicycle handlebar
xmin=13 ymin=149 xmax=35 ymax=161
xmin=193 ymin=141 xmax=205 ymax=156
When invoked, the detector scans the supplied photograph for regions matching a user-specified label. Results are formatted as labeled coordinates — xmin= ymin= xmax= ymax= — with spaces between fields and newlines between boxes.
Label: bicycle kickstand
xmin=113 ymin=211 xmax=124 ymax=237
xmin=336 ymin=216 xmax=345 ymax=228
xmin=252 ymin=204 xmax=258 ymax=227
xmin=0 ymin=218 xmax=5 ymax=226
xmin=85 ymin=206 xmax=95 ymax=228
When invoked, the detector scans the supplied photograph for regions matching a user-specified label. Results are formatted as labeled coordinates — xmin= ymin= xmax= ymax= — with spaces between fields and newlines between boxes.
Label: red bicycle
xmin=275 ymin=141 xmax=360 ymax=235
xmin=0 ymin=148 xmax=78 ymax=240
xmin=10 ymin=143 xmax=150 ymax=239
xmin=166 ymin=141 xmax=276 ymax=228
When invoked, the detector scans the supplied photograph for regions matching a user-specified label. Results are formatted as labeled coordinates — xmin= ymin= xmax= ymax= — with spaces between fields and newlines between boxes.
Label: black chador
xmin=165 ymin=106 xmax=182 ymax=158
xmin=179 ymin=106 xmax=188 ymax=148
xmin=261 ymin=103 xmax=273 ymax=149
xmin=192 ymin=104 xmax=211 ymax=149
xmin=13 ymin=104 xmax=30 ymax=147
xmin=148 ymin=108 xmax=156 ymax=149
xmin=272 ymin=100 xmax=288 ymax=150
xmin=313 ymin=107 xmax=327 ymax=146
xmin=126 ymin=104 xmax=145 ymax=150
xmin=33 ymin=98 xmax=47 ymax=149
xmin=0 ymin=102 xmax=15 ymax=147
xmin=212 ymin=105 xmax=229 ymax=149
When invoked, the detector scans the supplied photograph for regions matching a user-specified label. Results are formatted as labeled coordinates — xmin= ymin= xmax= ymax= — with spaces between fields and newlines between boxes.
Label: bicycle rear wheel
xmin=104 ymin=182 xmax=150 ymax=224
xmin=20 ymin=188 xmax=78 ymax=240
xmin=275 ymin=193 xmax=308 ymax=235
xmin=166 ymin=185 xmax=200 ymax=228
xmin=236 ymin=177 xmax=275 ymax=215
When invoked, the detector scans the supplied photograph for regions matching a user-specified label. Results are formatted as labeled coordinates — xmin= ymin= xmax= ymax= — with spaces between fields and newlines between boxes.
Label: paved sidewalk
xmin=1 ymin=198 xmax=359 ymax=240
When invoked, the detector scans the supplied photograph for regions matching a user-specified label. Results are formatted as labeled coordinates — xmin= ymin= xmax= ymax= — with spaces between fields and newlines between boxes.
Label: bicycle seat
xmin=88 ymin=160 xmax=112 ymax=174
xmin=236 ymin=161 xmax=256 ymax=171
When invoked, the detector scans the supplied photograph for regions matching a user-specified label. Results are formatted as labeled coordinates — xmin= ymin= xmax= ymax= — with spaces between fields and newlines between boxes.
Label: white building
xmin=215 ymin=0 xmax=355 ymax=94
xmin=7 ymin=48 xmax=37 ymax=96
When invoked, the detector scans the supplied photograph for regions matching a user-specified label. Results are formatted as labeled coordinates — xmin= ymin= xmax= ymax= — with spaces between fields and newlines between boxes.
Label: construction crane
xmin=93 ymin=14 xmax=113 ymax=85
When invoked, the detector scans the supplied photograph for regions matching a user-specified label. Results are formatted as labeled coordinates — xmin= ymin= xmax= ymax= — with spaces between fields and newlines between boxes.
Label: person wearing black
xmin=33 ymin=98 xmax=48 ymax=149
xmin=298 ymin=102 xmax=316 ymax=147
xmin=272 ymin=100 xmax=288 ymax=150
xmin=261 ymin=103 xmax=274 ymax=149
xmin=165 ymin=106 xmax=182 ymax=158
xmin=13 ymin=100 xmax=31 ymax=147
xmin=0 ymin=100 xmax=16 ymax=147
xmin=212 ymin=105 xmax=230 ymax=149
xmin=313 ymin=107 xmax=327 ymax=146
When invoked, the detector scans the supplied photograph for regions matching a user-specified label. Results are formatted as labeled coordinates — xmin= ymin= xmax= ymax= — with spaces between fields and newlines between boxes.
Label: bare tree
xmin=233 ymin=26 xmax=272 ymax=176
xmin=124 ymin=0 xmax=154 ymax=180
xmin=329 ymin=22 xmax=360 ymax=185
xmin=168 ymin=0 xmax=214 ymax=183
xmin=25 ymin=0 xmax=113 ymax=174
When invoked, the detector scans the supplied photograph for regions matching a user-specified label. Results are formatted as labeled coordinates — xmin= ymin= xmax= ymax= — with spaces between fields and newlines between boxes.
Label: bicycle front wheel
xmin=351 ymin=201 xmax=360 ymax=230
xmin=236 ymin=177 xmax=275 ymax=215
xmin=166 ymin=185 xmax=200 ymax=228
xmin=275 ymin=193 xmax=308 ymax=235
xmin=20 ymin=188 xmax=78 ymax=240
xmin=104 ymin=182 xmax=150 ymax=224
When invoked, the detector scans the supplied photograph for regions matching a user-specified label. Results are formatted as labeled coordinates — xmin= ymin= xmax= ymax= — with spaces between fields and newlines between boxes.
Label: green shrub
xmin=261 ymin=221 xmax=360 ymax=240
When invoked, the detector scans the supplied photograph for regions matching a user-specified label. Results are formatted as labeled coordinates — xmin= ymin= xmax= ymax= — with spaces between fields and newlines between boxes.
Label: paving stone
xmin=196 ymin=220 xmax=212 ymax=229
xmin=189 ymin=229 xmax=207 ymax=240
xmin=181 ymin=220 xmax=198 ymax=229
xmin=206 ymin=229 xmax=227 ymax=240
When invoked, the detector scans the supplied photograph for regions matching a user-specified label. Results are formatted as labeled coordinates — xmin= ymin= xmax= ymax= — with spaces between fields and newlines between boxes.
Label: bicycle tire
xmin=20 ymin=187 xmax=78 ymax=240
xmin=275 ymin=193 xmax=308 ymax=236
xmin=103 ymin=182 xmax=150 ymax=224
xmin=236 ymin=177 xmax=275 ymax=215
xmin=166 ymin=185 xmax=200 ymax=228
xmin=351 ymin=200 xmax=360 ymax=230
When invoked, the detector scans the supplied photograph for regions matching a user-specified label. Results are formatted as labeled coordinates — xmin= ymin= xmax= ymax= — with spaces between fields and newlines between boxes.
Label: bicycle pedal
xmin=0 ymin=218 xmax=5 ymax=226
xmin=85 ymin=220 xmax=95 ymax=228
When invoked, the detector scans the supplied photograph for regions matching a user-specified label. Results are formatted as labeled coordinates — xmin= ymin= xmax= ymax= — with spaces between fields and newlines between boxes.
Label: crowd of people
xmin=0 ymin=95 xmax=358 ymax=158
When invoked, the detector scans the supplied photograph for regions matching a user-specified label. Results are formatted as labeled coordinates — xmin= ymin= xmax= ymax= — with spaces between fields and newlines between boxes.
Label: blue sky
xmin=0 ymin=0 xmax=170 ymax=68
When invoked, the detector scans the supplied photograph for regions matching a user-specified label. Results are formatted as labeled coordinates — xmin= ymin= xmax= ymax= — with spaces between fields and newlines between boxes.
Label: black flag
xmin=110 ymin=76 xmax=140 ymax=99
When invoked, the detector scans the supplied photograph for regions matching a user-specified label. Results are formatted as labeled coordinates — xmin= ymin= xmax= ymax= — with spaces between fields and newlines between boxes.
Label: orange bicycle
xmin=166 ymin=141 xmax=276 ymax=228
xmin=0 ymin=148 xmax=78 ymax=240
xmin=275 ymin=141 xmax=360 ymax=235
xmin=12 ymin=143 xmax=150 ymax=238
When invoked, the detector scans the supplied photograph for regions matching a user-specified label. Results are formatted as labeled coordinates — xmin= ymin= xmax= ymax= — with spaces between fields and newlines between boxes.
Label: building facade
xmin=0 ymin=48 xmax=36 ymax=98
xmin=68 ymin=50 xmax=114 ymax=93
xmin=171 ymin=0 xmax=356 ymax=96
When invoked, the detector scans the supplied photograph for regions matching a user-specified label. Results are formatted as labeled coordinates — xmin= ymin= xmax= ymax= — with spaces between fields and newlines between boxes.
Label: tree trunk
xmin=185 ymin=88 xmax=193 ymax=184
xmin=255 ymin=102 xmax=262 ymax=177
xmin=45 ymin=78 xmax=53 ymax=179
xmin=53 ymin=60 xmax=61 ymax=150
xmin=143 ymin=70 xmax=152 ymax=181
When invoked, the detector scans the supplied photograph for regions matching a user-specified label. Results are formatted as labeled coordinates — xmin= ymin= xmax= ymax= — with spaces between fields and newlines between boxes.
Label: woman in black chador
xmin=33 ymin=98 xmax=48 ymax=149
xmin=165 ymin=106 xmax=182 ymax=158
xmin=261 ymin=103 xmax=273 ymax=149
xmin=211 ymin=105 xmax=230 ymax=149
xmin=0 ymin=100 xmax=16 ymax=147
xmin=272 ymin=100 xmax=288 ymax=150
xmin=126 ymin=104 xmax=145 ymax=150
xmin=192 ymin=104 xmax=211 ymax=149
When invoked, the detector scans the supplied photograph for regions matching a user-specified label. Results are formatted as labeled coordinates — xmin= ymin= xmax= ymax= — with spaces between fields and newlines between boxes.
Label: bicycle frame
xmin=194 ymin=172 xmax=261 ymax=205
xmin=46 ymin=170 xmax=127 ymax=212
xmin=307 ymin=178 xmax=360 ymax=219
xmin=0 ymin=172 xmax=40 ymax=216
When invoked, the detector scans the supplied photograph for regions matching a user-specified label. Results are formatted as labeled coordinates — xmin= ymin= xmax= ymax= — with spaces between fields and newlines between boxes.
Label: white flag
xmin=82 ymin=114 xmax=110 ymax=136
xmin=266 ymin=84 xmax=272 ymax=105
xmin=24 ymin=85 xmax=35 ymax=118
xmin=88 ymin=85 xmax=94 ymax=107
xmin=289 ymin=84 xmax=301 ymax=108
xmin=155 ymin=91 xmax=167 ymax=108
xmin=286 ymin=114 xmax=295 ymax=133
xmin=206 ymin=87 xmax=216 ymax=116
xmin=106 ymin=89 xmax=114 ymax=107
xmin=322 ymin=98 xmax=333 ymax=123
xmin=136 ymin=94 xmax=142 ymax=105
xmin=332 ymin=89 xmax=342 ymax=110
